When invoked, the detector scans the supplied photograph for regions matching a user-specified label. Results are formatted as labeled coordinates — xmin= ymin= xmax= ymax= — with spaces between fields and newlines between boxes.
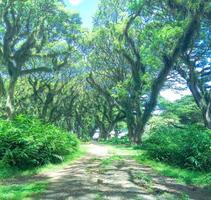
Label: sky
xmin=64 ymin=0 xmax=99 ymax=29
xmin=161 ymin=89 xmax=191 ymax=102
xmin=63 ymin=0 xmax=190 ymax=102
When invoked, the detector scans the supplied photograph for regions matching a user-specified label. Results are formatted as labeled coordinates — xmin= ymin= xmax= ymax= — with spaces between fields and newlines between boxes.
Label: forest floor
xmin=30 ymin=143 xmax=210 ymax=200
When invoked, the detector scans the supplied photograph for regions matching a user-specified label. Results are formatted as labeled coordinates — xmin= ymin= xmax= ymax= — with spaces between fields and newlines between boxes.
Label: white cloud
xmin=161 ymin=89 xmax=191 ymax=102
xmin=69 ymin=0 xmax=82 ymax=5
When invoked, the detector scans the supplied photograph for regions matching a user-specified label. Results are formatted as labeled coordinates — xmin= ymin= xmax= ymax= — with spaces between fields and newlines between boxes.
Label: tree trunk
xmin=203 ymin=110 xmax=211 ymax=129
xmin=126 ymin=119 xmax=143 ymax=145
xmin=203 ymin=91 xmax=211 ymax=129
xmin=127 ymin=124 xmax=133 ymax=142
xmin=100 ymin=125 xmax=108 ymax=140
xmin=188 ymin=82 xmax=211 ymax=129
xmin=134 ymin=124 xmax=144 ymax=145
xmin=6 ymin=76 xmax=18 ymax=119
xmin=0 ymin=75 xmax=6 ymax=96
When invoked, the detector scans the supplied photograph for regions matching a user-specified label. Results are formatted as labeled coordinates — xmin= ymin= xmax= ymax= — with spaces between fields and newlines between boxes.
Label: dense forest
xmin=0 ymin=0 xmax=211 ymax=199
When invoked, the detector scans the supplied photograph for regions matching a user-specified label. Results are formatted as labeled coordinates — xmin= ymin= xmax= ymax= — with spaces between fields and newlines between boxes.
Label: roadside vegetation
xmin=135 ymin=152 xmax=211 ymax=187
xmin=0 ymin=0 xmax=211 ymax=199
xmin=0 ymin=115 xmax=79 ymax=169
xmin=102 ymin=144 xmax=211 ymax=188
xmin=102 ymin=96 xmax=211 ymax=188
xmin=0 ymin=115 xmax=82 ymax=199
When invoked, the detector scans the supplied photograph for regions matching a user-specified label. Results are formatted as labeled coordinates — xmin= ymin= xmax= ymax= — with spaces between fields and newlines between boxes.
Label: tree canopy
xmin=0 ymin=0 xmax=210 ymax=143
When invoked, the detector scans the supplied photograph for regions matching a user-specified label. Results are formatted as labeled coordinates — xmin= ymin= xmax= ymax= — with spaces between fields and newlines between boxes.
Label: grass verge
xmin=134 ymin=151 xmax=211 ymax=187
xmin=0 ymin=181 xmax=48 ymax=200
xmin=0 ymin=146 xmax=86 ymax=199
xmin=104 ymin=144 xmax=211 ymax=187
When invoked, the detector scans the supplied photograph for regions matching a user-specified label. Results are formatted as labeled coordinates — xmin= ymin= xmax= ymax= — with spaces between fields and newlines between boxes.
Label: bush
xmin=143 ymin=125 xmax=211 ymax=171
xmin=104 ymin=136 xmax=130 ymax=145
xmin=0 ymin=115 xmax=79 ymax=169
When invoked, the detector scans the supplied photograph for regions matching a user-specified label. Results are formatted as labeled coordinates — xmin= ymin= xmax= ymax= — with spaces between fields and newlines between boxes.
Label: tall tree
xmin=176 ymin=19 xmax=211 ymax=129
xmin=88 ymin=0 xmax=206 ymax=143
xmin=0 ymin=0 xmax=81 ymax=118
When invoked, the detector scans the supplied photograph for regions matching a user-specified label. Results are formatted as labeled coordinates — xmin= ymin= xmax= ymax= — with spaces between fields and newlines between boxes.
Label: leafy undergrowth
xmin=0 ymin=148 xmax=85 ymax=180
xmin=0 ymin=115 xmax=79 ymax=169
xmin=134 ymin=151 xmax=211 ymax=187
xmin=0 ymin=115 xmax=84 ymax=198
xmin=100 ymin=136 xmax=131 ymax=145
xmin=0 ymin=148 xmax=85 ymax=199
xmin=143 ymin=125 xmax=211 ymax=171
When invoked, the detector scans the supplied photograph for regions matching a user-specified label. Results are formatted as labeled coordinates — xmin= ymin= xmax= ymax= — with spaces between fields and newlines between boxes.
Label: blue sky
xmin=63 ymin=0 xmax=99 ymax=29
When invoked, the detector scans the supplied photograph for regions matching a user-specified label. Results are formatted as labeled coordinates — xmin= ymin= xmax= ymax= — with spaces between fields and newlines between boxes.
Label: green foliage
xmin=143 ymin=125 xmax=211 ymax=171
xmin=0 ymin=148 xmax=84 ymax=180
xmin=102 ymin=136 xmax=130 ymax=145
xmin=159 ymin=96 xmax=203 ymax=125
xmin=135 ymin=152 xmax=211 ymax=186
xmin=0 ymin=148 xmax=84 ymax=199
xmin=0 ymin=115 xmax=79 ymax=169
xmin=0 ymin=181 xmax=48 ymax=200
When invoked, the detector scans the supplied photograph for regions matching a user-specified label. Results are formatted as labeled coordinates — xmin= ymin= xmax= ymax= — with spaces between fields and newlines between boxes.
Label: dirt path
xmin=35 ymin=143 xmax=210 ymax=200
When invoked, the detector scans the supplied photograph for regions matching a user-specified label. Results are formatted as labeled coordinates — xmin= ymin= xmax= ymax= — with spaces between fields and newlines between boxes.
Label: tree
xmin=87 ymin=0 xmax=205 ymax=144
xmin=0 ymin=0 xmax=81 ymax=118
xmin=176 ymin=19 xmax=211 ymax=129
xmin=159 ymin=96 xmax=203 ymax=125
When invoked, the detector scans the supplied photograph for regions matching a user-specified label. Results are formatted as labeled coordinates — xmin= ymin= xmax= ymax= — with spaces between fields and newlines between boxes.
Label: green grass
xmin=0 ymin=146 xmax=85 ymax=199
xmin=132 ymin=172 xmax=152 ymax=184
xmin=156 ymin=192 xmax=190 ymax=200
xmin=98 ymin=144 xmax=211 ymax=187
xmin=107 ymin=144 xmax=211 ymax=187
xmin=94 ymin=193 xmax=104 ymax=200
xmin=100 ymin=155 xmax=123 ymax=167
xmin=134 ymin=151 xmax=211 ymax=187
xmin=96 ymin=155 xmax=124 ymax=174
xmin=0 ymin=181 xmax=48 ymax=200
xmin=98 ymin=145 xmax=211 ymax=187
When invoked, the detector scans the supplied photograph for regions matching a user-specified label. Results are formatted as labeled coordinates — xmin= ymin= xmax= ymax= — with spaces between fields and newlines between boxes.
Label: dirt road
xmin=37 ymin=143 xmax=210 ymax=200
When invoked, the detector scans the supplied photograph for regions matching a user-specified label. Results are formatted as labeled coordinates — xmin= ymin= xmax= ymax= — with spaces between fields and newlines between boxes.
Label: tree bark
xmin=6 ymin=76 xmax=18 ymax=119
xmin=0 ymin=75 xmax=6 ymax=96
xmin=205 ymin=90 xmax=211 ymax=128
xmin=177 ymin=59 xmax=211 ymax=129
xmin=189 ymin=82 xmax=211 ymax=129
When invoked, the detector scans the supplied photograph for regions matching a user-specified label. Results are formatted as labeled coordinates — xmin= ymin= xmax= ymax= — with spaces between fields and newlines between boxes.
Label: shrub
xmin=143 ymin=125 xmax=211 ymax=171
xmin=104 ymin=136 xmax=130 ymax=145
xmin=0 ymin=115 xmax=79 ymax=169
